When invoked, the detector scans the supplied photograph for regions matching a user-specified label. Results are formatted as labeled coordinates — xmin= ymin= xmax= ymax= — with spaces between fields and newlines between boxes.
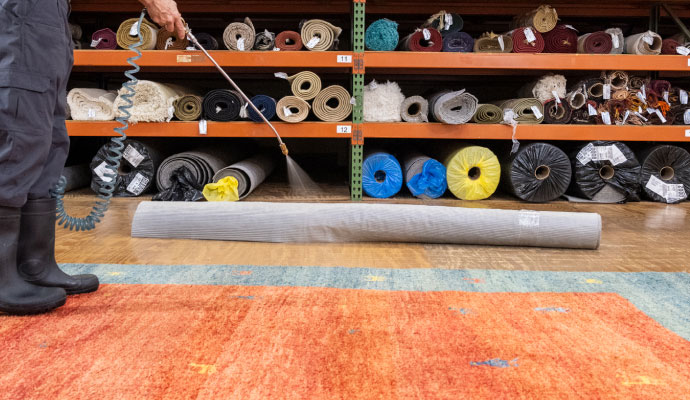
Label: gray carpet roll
xmin=131 ymin=202 xmax=602 ymax=250
xmin=61 ymin=164 xmax=91 ymax=192
xmin=428 ymin=90 xmax=478 ymax=124
xmin=156 ymin=148 xmax=243 ymax=192
xmin=212 ymin=154 xmax=276 ymax=199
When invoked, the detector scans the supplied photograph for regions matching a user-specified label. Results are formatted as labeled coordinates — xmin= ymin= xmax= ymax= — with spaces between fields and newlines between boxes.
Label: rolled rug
xmin=428 ymin=90 xmax=479 ymax=124
xmin=606 ymin=28 xmax=625 ymax=54
xmin=543 ymin=24 xmax=578 ymax=53
xmin=422 ymin=11 xmax=464 ymax=37
xmin=67 ymin=88 xmax=117 ymax=121
xmin=91 ymin=139 xmax=162 ymax=197
xmin=276 ymin=96 xmax=310 ymax=123
xmin=573 ymin=78 xmax=605 ymax=101
xmin=502 ymin=142 xmax=572 ymax=202
xmin=312 ymin=85 xmax=352 ymax=122
xmin=649 ymin=80 xmax=672 ymax=98
xmin=301 ymin=19 xmax=342 ymax=51
xmin=543 ymin=98 xmax=572 ymax=124
xmin=400 ymin=96 xmax=429 ymax=122
xmin=638 ymin=145 xmax=690 ymax=203
xmin=474 ymin=32 xmax=512 ymax=53
xmin=669 ymin=87 xmax=687 ymax=106
xmin=365 ymin=19 xmax=399 ymax=51
xmin=90 ymin=28 xmax=117 ymax=49
xmin=362 ymin=152 xmax=404 ymax=198
xmin=363 ymin=80 xmax=405 ymax=122
xmin=113 ymin=81 xmax=189 ymax=123
xmin=247 ymin=95 xmax=277 ymax=122
xmin=571 ymin=102 xmax=598 ymax=124
xmin=444 ymin=145 xmax=501 ymax=200
xmin=399 ymin=28 xmax=443 ymax=52
xmin=508 ymin=27 xmax=545 ymax=53
xmin=494 ymin=98 xmax=544 ymax=124
xmin=275 ymin=31 xmax=303 ymax=51
xmin=565 ymin=89 xmax=587 ymax=109
xmin=605 ymin=71 xmax=629 ymax=91
xmin=70 ymin=23 xmax=83 ymax=41
xmin=569 ymin=141 xmax=641 ymax=202
xmin=629 ymin=76 xmax=648 ymax=90
xmin=403 ymin=153 xmax=447 ymax=199
xmin=612 ymin=90 xmax=629 ymax=101
xmin=670 ymin=33 xmax=690 ymax=45
xmin=156 ymin=27 xmax=188 ymax=50
xmin=173 ymin=94 xmax=202 ymax=121
xmin=671 ymin=106 xmax=690 ymax=125
xmin=646 ymin=108 xmax=673 ymax=125
xmin=442 ymin=31 xmax=474 ymax=52
xmin=577 ymin=31 xmax=613 ymax=54
xmin=519 ymin=74 xmax=567 ymax=103
xmin=624 ymin=31 xmax=662 ymax=55
xmin=193 ymin=33 xmax=219 ymax=50
xmin=223 ymin=17 xmax=256 ymax=51
xmin=285 ymin=71 xmax=322 ymax=101
xmin=661 ymin=38 xmax=681 ymax=55
xmin=253 ymin=30 xmax=276 ymax=50
xmin=117 ymin=18 xmax=158 ymax=50
xmin=61 ymin=164 xmax=92 ymax=192
xmin=202 ymin=89 xmax=244 ymax=122
xmin=472 ymin=104 xmax=503 ymax=124
xmin=157 ymin=148 xmax=242 ymax=191
xmin=213 ymin=154 xmax=276 ymax=199
xmin=603 ymin=99 xmax=628 ymax=124
xmin=512 ymin=5 xmax=558 ymax=33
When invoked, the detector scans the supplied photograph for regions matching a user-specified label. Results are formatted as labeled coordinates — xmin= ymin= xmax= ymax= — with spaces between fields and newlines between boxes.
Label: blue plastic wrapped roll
xmin=365 ymin=19 xmax=399 ymax=51
xmin=247 ymin=95 xmax=277 ymax=122
xmin=362 ymin=152 xmax=403 ymax=198
xmin=404 ymin=154 xmax=447 ymax=198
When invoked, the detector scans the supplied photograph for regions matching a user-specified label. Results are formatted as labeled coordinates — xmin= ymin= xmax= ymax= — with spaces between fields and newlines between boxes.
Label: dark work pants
xmin=0 ymin=0 xmax=72 ymax=208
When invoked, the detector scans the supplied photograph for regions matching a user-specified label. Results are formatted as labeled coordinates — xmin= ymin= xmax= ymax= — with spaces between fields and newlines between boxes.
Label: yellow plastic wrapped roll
xmin=203 ymin=177 xmax=239 ymax=202
xmin=445 ymin=146 xmax=501 ymax=200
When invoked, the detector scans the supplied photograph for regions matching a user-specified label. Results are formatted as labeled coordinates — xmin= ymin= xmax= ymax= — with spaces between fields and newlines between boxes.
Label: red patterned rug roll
xmin=661 ymin=39 xmax=681 ymax=55
xmin=399 ymin=28 xmax=443 ymax=52
xmin=543 ymin=25 xmax=577 ymax=53
xmin=510 ymin=27 xmax=545 ymax=53
xmin=275 ymin=31 xmax=303 ymax=51
xmin=577 ymin=31 xmax=613 ymax=54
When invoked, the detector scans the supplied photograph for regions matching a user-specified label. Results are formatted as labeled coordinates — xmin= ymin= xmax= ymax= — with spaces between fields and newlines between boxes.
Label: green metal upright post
xmin=350 ymin=0 xmax=366 ymax=201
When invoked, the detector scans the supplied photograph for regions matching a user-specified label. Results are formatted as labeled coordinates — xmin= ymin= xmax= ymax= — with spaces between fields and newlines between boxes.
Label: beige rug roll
xmin=67 ymin=88 xmax=118 ymax=121
xmin=518 ymin=74 xmax=567 ymax=103
xmin=625 ymin=31 xmax=662 ymax=55
xmin=276 ymin=96 xmax=311 ymax=123
xmin=605 ymin=71 xmax=629 ymax=91
xmin=400 ymin=96 xmax=429 ymax=123
xmin=566 ymin=89 xmax=587 ymax=110
xmin=300 ymin=19 xmax=342 ymax=51
xmin=312 ymin=85 xmax=352 ymax=122
xmin=493 ymin=98 xmax=544 ymax=124
xmin=114 ymin=80 xmax=190 ymax=123
xmin=223 ymin=17 xmax=256 ymax=51
xmin=287 ymin=71 xmax=322 ymax=100
xmin=117 ymin=18 xmax=158 ymax=50
xmin=472 ymin=104 xmax=504 ymax=124
xmin=473 ymin=32 xmax=512 ymax=53
xmin=512 ymin=5 xmax=558 ymax=33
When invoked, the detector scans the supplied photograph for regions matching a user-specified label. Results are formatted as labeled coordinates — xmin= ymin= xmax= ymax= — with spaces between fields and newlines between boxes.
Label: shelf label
xmin=685 ymin=129 xmax=690 ymax=137
xmin=337 ymin=55 xmax=352 ymax=64
xmin=198 ymin=119 xmax=207 ymax=135
xmin=177 ymin=55 xmax=192 ymax=63
xmin=687 ymin=58 xmax=690 ymax=67
xmin=336 ymin=125 xmax=352 ymax=134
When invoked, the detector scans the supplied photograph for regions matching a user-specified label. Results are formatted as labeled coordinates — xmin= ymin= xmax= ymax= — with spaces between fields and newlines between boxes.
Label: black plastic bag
xmin=152 ymin=166 xmax=205 ymax=202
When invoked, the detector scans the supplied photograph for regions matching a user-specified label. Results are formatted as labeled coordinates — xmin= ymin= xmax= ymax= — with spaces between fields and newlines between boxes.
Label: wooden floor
xmin=56 ymin=185 xmax=690 ymax=273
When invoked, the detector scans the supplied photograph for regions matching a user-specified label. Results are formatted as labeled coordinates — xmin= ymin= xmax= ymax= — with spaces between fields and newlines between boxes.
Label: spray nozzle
xmin=280 ymin=143 xmax=289 ymax=156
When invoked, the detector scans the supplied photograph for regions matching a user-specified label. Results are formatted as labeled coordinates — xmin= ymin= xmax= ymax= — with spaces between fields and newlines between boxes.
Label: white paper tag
xmin=655 ymin=109 xmax=667 ymax=123
xmin=638 ymin=106 xmax=643 ymax=113
xmin=685 ymin=110 xmax=690 ymax=124
xmin=237 ymin=38 xmax=245 ymax=51
xmin=646 ymin=175 xmax=687 ymax=203
xmin=90 ymin=38 xmax=103 ymax=48
xmin=336 ymin=125 xmax=352 ymax=134
xmin=518 ymin=211 xmax=540 ymax=227
xmin=215 ymin=106 xmax=222 ymax=114
xmin=166 ymin=106 xmax=174 ymax=122
xmin=337 ymin=55 xmax=352 ymax=63
xmin=524 ymin=28 xmax=537 ymax=43
xmin=123 ymin=145 xmax=145 ymax=168
xmin=350 ymin=97 xmax=357 ymax=105
xmin=609 ymin=145 xmax=627 ymax=165
xmin=677 ymin=46 xmax=690 ymax=56
xmin=588 ymin=103 xmax=597 ymax=116
xmin=530 ymin=106 xmax=543 ymax=120
xmin=370 ymin=81 xmax=378 ymax=89
xmin=423 ymin=29 xmax=431 ymax=41
xmin=274 ymin=72 xmax=289 ymax=79
xmin=643 ymin=34 xmax=654 ymax=46
xmin=588 ymin=145 xmax=627 ymax=165
xmin=601 ymin=111 xmax=612 ymax=125
xmin=273 ymin=47 xmax=281 ymax=51
xmin=583 ymin=84 xmax=588 ymax=99
xmin=239 ymin=103 xmax=249 ymax=119
xmin=186 ymin=46 xmax=196 ymax=51
xmin=283 ymin=107 xmax=293 ymax=117
xmin=87 ymin=109 xmax=96 ymax=119
xmin=611 ymin=33 xmax=620 ymax=48
xmin=634 ymin=112 xmax=648 ymax=122
xmin=680 ymin=90 xmax=688 ymax=105
xmin=576 ymin=143 xmax=594 ymax=165
xmin=164 ymin=37 xmax=174 ymax=50
xmin=306 ymin=36 xmax=321 ymax=49
xmin=565 ymin=25 xmax=578 ymax=32
xmin=636 ymin=92 xmax=647 ymax=104
xmin=686 ymin=127 xmax=690 ymax=136
xmin=498 ymin=35 xmax=505 ymax=51
xmin=641 ymin=85 xmax=647 ymax=99
xmin=94 ymin=161 xmax=114 ymax=183
xmin=126 ymin=173 xmax=150 ymax=195
xmin=552 ymin=91 xmax=561 ymax=103
xmin=603 ymin=84 xmax=611 ymax=100
xmin=198 ymin=119 xmax=207 ymax=135
xmin=444 ymin=13 xmax=453 ymax=30
xmin=663 ymin=91 xmax=669 ymax=103
xmin=129 ymin=22 xmax=139 ymax=36
xmin=622 ymin=110 xmax=630 ymax=124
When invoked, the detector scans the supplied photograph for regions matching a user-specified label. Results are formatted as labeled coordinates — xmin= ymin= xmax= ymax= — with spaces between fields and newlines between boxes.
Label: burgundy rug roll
xmin=510 ymin=27 xmax=545 ymax=53
xmin=649 ymin=80 xmax=672 ymax=97
xmin=275 ymin=31 xmax=303 ymax=51
xmin=543 ymin=25 xmax=578 ymax=53
xmin=91 ymin=28 xmax=117 ymax=50
xmin=578 ymin=31 xmax=613 ymax=54
xmin=400 ymin=28 xmax=443 ymax=52
xmin=661 ymin=39 xmax=681 ymax=55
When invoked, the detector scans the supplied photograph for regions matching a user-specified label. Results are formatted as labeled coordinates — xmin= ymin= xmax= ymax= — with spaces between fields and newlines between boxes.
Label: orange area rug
xmin=1 ymin=284 xmax=689 ymax=399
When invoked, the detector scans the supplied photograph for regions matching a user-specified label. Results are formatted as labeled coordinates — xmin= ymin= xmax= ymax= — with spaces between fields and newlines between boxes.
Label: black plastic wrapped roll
xmin=90 ymin=139 xmax=161 ymax=197
xmin=193 ymin=33 xmax=219 ymax=50
xmin=203 ymin=89 xmax=244 ymax=121
xmin=638 ymin=145 xmax=690 ymax=203
xmin=569 ymin=141 xmax=641 ymax=202
xmin=502 ymin=143 xmax=572 ymax=202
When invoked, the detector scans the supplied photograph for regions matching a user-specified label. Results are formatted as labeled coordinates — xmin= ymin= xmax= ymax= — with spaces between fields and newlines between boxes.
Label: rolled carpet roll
xmin=509 ymin=27 xmax=545 ymax=53
xmin=442 ymin=31 xmax=474 ymax=52
xmin=173 ymin=95 xmax=202 ymax=121
xmin=193 ymin=33 xmax=219 ymax=50
xmin=662 ymin=39 xmax=681 ymax=55
xmin=606 ymin=28 xmax=625 ymax=54
xmin=365 ymin=19 xmax=399 ymax=51
xmin=403 ymin=153 xmax=447 ymax=199
xmin=312 ymin=85 xmax=352 ymax=122
xmin=275 ymin=31 xmax=303 ymax=51
xmin=566 ymin=89 xmax=587 ymax=110
xmin=624 ymin=31 xmax=662 ymax=55
xmin=285 ymin=71 xmax=321 ymax=100
xmin=247 ymin=95 xmax=277 ymax=122
xmin=571 ymin=100 xmax=599 ymax=124
xmin=519 ymin=74 xmax=567 ymax=103
xmin=223 ymin=17 xmax=255 ymax=51
xmin=570 ymin=141 xmax=641 ymax=202
xmin=156 ymin=27 xmax=188 ymax=50
xmin=672 ymin=106 xmax=690 ymax=125
xmin=472 ymin=104 xmax=503 ymax=124
xmin=638 ymin=145 xmax=690 ymax=203
xmin=429 ymin=90 xmax=479 ymax=125
xmin=543 ymin=25 xmax=578 ymax=53
xmin=543 ymin=98 xmax=572 ymax=124
xmin=67 ymin=88 xmax=117 ymax=121
xmin=117 ymin=18 xmax=158 ymax=50
xmin=502 ymin=143 xmax=572 ymax=202
xmin=276 ymin=96 xmax=310 ymax=123
xmin=202 ymin=89 xmax=244 ymax=122
xmin=90 ymin=28 xmax=117 ymax=49
xmin=362 ymin=152 xmax=404 ymax=198
xmin=422 ymin=11 xmax=464 ymax=37
xmin=301 ymin=19 xmax=342 ymax=51
xmin=157 ymin=148 xmax=242 ymax=191
xmin=70 ymin=23 xmax=83 ymax=41
xmin=606 ymin=71 xmax=629 ymax=91
xmin=401 ymin=96 xmax=429 ymax=123
xmin=573 ymin=78 xmax=604 ymax=100
xmin=649 ymin=80 xmax=672 ymax=97
xmin=114 ymin=81 xmax=189 ymax=123
xmin=474 ymin=32 xmax=512 ymax=53
xmin=61 ymin=164 xmax=91 ymax=192
xmin=629 ymin=76 xmax=648 ymax=90
xmin=213 ymin=154 xmax=275 ymax=199
xmin=363 ymin=80 xmax=405 ymax=122
xmin=577 ymin=31 xmax=613 ymax=54
xmin=494 ymin=98 xmax=544 ymax=124
xmin=399 ymin=28 xmax=443 ymax=52
xmin=91 ymin=139 xmax=161 ymax=197
xmin=513 ymin=5 xmax=558 ymax=33
xmin=670 ymin=33 xmax=690 ymax=46
xmin=253 ymin=30 xmax=276 ymax=50
xmin=444 ymin=145 xmax=501 ymax=200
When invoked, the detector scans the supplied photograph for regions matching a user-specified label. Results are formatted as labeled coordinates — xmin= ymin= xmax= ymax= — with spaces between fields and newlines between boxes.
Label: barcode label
xmin=126 ymin=173 xmax=150 ymax=195
xmin=123 ymin=145 xmax=145 ymax=168
xmin=94 ymin=161 xmax=114 ymax=183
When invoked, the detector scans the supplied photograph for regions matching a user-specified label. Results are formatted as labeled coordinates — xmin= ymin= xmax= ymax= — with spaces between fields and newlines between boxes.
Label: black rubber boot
xmin=18 ymin=198 xmax=99 ymax=295
xmin=0 ymin=206 xmax=67 ymax=315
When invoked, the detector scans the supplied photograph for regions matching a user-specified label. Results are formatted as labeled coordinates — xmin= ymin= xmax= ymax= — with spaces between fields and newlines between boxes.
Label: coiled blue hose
xmin=52 ymin=10 xmax=146 ymax=231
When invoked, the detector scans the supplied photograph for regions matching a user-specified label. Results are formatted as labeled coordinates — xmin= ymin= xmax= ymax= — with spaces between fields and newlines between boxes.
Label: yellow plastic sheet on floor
xmin=203 ymin=177 xmax=239 ymax=202
xmin=445 ymin=146 xmax=501 ymax=200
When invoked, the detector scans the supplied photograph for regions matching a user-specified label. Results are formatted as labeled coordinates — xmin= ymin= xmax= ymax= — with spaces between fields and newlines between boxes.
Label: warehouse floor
xmin=55 ymin=187 xmax=690 ymax=273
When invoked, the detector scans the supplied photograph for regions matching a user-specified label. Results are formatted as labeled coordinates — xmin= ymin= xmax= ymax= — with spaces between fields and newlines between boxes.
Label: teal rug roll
xmin=365 ymin=19 xmax=399 ymax=51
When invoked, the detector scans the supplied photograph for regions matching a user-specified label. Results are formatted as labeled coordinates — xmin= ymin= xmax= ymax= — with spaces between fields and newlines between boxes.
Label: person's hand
xmin=140 ymin=0 xmax=185 ymax=39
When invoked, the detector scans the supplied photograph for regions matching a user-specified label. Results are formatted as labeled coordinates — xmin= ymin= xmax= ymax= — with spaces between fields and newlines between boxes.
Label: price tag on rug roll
xmin=90 ymin=38 xmax=103 ymax=48
xmin=680 ymin=89 xmax=688 ymax=105
xmin=524 ymin=28 xmax=536 ymax=43
xmin=530 ymin=106 xmax=543 ymax=120
xmin=603 ymin=84 xmax=611 ymax=100
xmin=588 ymin=103 xmax=597 ymax=116
xmin=552 ymin=91 xmax=561 ymax=103
xmin=337 ymin=55 xmax=352 ymax=64
xmin=422 ymin=29 xmax=431 ymax=41
xmin=87 ymin=108 xmax=96 ymax=119
xmin=126 ymin=173 xmax=150 ymax=195
xmin=685 ymin=110 xmax=690 ymax=125
xmin=643 ymin=34 xmax=654 ymax=46
xmin=306 ymin=36 xmax=320 ymax=49
xmin=622 ymin=110 xmax=630 ymax=125
xmin=336 ymin=125 xmax=352 ymax=134
xmin=663 ymin=91 xmax=669 ymax=103
xmin=677 ymin=46 xmax=690 ymax=56
xmin=611 ymin=33 xmax=620 ymax=48
xmin=129 ymin=22 xmax=139 ymax=36
xmin=123 ymin=145 xmax=145 ymax=168
xmin=636 ymin=92 xmax=647 ymax=104
xmin=283 ymin=107 xmax=293 ymax=117
xmin=498 ymin=35 xmax=505 ymax=51
xmin=654 ymin=109 xmax=666 ymax=123
xmin=601 ymin=111 xmax=612 ymax=125
xmin=444 ymin=13 xmax=453 ymax=30
xmin=274 ymin=72 xmax=289 ymax=80
xmin=634 ymin=112 xmax=648 ymax=122
xmin=237 ymin=38 xmax=245 ymax=51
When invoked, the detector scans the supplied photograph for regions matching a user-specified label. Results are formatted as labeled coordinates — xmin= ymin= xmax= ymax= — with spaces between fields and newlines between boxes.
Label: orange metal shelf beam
xmin=364 ymin=52 xmax=690 ymax=73
xmin=363 ymin=123 xmax=690 ymax=142
xmin=66 ymin=121 xmax=353 ymax=139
